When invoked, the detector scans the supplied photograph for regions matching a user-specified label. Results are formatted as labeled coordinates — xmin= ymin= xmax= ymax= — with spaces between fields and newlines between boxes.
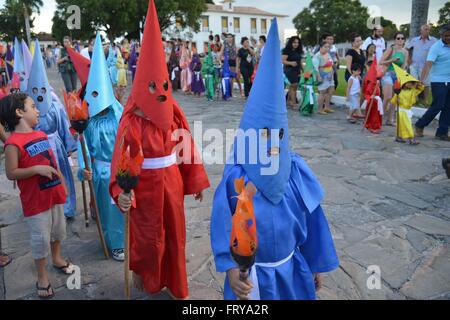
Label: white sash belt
xmin=249 ymin=250 xmax=296 ymax=300
xmin=399 ymin=107 xmax=413 ymax=119
xmin=142 ymin=153 xmax=177 ymax=170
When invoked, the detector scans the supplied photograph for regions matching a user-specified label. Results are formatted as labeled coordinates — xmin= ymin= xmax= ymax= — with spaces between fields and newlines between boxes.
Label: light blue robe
xmin=107 ymin=49 xmax=118 ymax=86
xmin=211 ymin=152 xmax=339 ymax=300
xmin=35 ymin=100 xmax=77 ymax=217
xmin=77 ymin=101 xmax=124 ymax=251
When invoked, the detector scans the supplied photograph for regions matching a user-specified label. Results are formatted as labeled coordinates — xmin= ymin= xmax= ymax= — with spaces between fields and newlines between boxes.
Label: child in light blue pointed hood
xmin=77 ymin=33 xmax=125 ymax=261
xmin=210 ymin=18 xmax=339 ymax=300
xmin=107 ymin=44 xmax=118 ymax=86
xmin=28 ymin=39 xmax=78 ymax=218
xmin=13 ymin=38 xmax=26 ymax=92
xmin=22 ymin=39 xmax=33 ymax=88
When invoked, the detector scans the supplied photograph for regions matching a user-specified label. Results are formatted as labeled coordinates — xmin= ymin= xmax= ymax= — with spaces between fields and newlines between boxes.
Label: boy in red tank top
xmin=0 ymin=93 xmax=78 ymax=299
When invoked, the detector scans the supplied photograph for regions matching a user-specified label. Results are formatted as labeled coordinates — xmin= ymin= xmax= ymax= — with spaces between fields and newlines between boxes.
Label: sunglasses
xmin=396 ymin=37 xmax=405 ymax=40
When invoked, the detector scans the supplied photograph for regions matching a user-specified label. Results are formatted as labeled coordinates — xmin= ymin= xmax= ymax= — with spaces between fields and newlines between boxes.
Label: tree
xmin=431 ymin=2 xmax=449 ymax=38
xmin=293 ymin=0 xmax=370 ymax=45
xmin=0 ymin=0 xmax=40 ymax=43
xmin=0 ymin=0 xmax=30 ymax=41
xmin=51 ymin=0 xmax=208 ymax=41
xmin=380 ymin=17 xmax=398 ymax=40
xmin=20 ymin=0 xmax=43 ymax=45
xmin=400 ymin=24 xmax=411 ymax=37
xmin=410 ymin=0 xmax=430 ymax=38
xmin=135 ymin=0 xmax=208 ymax=34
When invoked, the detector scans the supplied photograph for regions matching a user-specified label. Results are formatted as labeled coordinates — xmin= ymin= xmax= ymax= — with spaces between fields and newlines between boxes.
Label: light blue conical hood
xmin=85 ymin=33 xmax=116 ymax=117
xmin=233 ymin=18 xmax=291 ymax=204
xmin=21 ymin=39 xmax=33 ymax=83
xmin=13 ymin=38 xmax=26 ymax=91
xmin=27 ymin=40 xmax=52 ymax=116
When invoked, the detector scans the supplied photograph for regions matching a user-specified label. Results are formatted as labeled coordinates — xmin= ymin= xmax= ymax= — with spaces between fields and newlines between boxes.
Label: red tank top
xmin=4 ymin=131 xmax=66 ymax=217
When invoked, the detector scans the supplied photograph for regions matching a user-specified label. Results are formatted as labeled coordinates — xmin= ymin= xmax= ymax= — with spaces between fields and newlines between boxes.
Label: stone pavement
xmin=0 ymin=68 xmax=449 ymax=300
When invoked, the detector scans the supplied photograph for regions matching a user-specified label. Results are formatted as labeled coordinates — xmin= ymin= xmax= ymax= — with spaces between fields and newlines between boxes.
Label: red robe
xmin=110 ymin=103 xmax=210 ymax=299
xmin=363 ymin=78 xmax=383 ymax=131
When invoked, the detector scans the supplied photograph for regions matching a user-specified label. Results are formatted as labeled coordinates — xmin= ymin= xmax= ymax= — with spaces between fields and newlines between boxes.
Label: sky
xmin=0 ymin=0 xmax=446 ymax=33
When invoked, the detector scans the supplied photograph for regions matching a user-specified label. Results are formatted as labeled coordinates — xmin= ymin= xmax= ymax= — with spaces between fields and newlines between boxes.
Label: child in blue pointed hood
xmin=28 ymin=40 xmax=78 ymax=218
xmin=210 ymin=19 xmax=339 ymax=300
xmin=77 ymin=33 xmax=125 ymax=261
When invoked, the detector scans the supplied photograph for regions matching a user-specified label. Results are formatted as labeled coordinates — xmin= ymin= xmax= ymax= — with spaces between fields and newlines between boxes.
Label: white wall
xmin=175 ymin=11 xmax=285 ymax=52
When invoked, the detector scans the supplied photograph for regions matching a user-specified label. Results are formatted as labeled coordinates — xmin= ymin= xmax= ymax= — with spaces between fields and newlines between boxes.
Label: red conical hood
xmin=125 ymin=0 xmax=174 ymax=130
xmin=66 ymin=46 xmax=90 ymax=87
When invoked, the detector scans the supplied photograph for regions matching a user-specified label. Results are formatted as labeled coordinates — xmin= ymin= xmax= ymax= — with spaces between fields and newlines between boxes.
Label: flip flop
xmin=395 ymin=138 xmax=407 ymax=143
xmin=53 ymin=261 xmax=76 ymax=275
xmin=409 ymin=139 xmax=420 ymax=145
xmin=347 ymin=118 xmax=357 ymax=124
xmin=0 ymin=254 xmax=12 ymax=268
xmin=36 ymin=282 xmax=55 ymax=300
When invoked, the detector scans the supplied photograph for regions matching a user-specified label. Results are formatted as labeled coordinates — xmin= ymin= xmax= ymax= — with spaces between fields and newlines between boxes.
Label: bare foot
xmin=133 ymin=272 xmax=144 ymax=292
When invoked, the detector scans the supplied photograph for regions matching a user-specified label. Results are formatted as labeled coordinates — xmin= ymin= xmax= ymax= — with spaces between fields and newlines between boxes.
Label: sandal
xmin=409 ymin=139 xmax=420 ymax=145
xmin=0 ymin=254 xmax=12 ymax=268
xmin=324 ymin=108 xmax=335 ymax=113
xmin=395 ymin=137 xmax=407 ymax=143
xmin=347 ymin=118 xmax=357 ymax=124
xmin=36 ymin=282 xmax=55 ymax=299
xmin=53 ymin=261 xmax=76 ymax=275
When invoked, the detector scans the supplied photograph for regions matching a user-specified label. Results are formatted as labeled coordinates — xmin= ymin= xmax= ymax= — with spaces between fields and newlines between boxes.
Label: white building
xmin=164 ymin=0 xmax=288 ymax=53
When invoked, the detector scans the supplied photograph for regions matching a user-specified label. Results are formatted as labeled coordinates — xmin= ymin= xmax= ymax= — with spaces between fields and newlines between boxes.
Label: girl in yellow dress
xmin=391 ymin=64 xmax=424 ymax=145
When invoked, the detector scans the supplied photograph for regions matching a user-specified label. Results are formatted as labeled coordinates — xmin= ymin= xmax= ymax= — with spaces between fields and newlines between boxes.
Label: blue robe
xmin=211 ymin=152 xmax=339 ymax=300
xmin=107 ymin=50 xmax=118 ymax=86
xmin=77 ymin=101 xmax=124 ymax=251
xmin=36 ymin=100 xmax=77 ymax=217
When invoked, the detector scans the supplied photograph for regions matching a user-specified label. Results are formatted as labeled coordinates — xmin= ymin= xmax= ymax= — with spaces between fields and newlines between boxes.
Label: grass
xmin=335 ymin=68 xmax=347 ymax=97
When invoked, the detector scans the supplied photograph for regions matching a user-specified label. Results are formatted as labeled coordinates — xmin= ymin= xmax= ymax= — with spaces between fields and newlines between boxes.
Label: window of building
xmin=251 ymin=18 xmax=257 ymax=34
xmin=261 ymin=19 xmax=267 ymax=34
xmin=222 ymin=17 xmax=229 ymax=33
xmin=201 ymin=16 xmax=209 ymax=32
xmin=234 ymin=17 xmax=240 ymax=33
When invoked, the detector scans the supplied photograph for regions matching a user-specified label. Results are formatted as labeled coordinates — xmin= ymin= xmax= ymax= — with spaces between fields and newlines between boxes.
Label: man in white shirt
xmin=80 ymin=37 xmax=95 ymax=60
xmin=406 ymin=24 xmax=437 ymax=105
xmin=362 ymin=25 xmax=386 ymax=62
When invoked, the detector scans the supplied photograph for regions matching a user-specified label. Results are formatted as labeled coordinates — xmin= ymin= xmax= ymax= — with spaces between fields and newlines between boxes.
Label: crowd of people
xmin=279 ymin=23 xmax=450 ymax=145
xmin=0 ymin=0 xmax=448 ymax=301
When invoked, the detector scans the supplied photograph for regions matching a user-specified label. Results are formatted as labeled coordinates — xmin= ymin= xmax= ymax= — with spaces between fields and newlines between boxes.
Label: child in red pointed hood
xmin=109 ymin=0 xmax=210 ymax=299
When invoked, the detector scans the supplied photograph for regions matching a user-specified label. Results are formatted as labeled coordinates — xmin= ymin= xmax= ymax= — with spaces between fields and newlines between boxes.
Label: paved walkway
xmin=1 ymin=68 xmax=449 ymax=300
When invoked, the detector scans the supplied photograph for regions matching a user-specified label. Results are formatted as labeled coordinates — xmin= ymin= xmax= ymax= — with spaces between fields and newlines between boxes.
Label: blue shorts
xmin=381 ymin=70 xmax=397 ymax=87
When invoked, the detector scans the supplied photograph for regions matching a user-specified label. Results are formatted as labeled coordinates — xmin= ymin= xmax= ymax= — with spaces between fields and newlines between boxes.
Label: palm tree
xmin=14 ymin=0 xmax=43 ymax=45
xmin=410 ymin=0 xmax=430 ymax=38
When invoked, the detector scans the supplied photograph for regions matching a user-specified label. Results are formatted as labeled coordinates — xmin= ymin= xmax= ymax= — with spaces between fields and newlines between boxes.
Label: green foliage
xmin=51 ymin=0 xmax=208 ymax=41
xmin=293 ymin=0 xmax=370 ymax=45
xmin=0 ymin=0 xmax=41 ymax=41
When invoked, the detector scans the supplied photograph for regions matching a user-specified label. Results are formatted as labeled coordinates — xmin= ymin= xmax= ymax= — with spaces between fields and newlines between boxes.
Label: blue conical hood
xmin=27 ymin=40 xmax=52 ymax=116
xmin=85 ymin=33 xmax=116 ymax=117
xmin=233 ymin=18 xmax=291 ymax=204
xmin=21 ymin=39 xmax=33 ymax=84
xmin=13 ymin=38 xmax=26 ymax=91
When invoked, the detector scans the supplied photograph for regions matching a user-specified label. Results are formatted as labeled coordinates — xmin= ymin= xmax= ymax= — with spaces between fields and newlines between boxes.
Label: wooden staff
xmin=124 ymin=200 xmax=131 ymax=300
xmin=79 ymin=134 xmax=109 ymax=259
xmin=81 ymin=180 xmax=89 ymax=228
